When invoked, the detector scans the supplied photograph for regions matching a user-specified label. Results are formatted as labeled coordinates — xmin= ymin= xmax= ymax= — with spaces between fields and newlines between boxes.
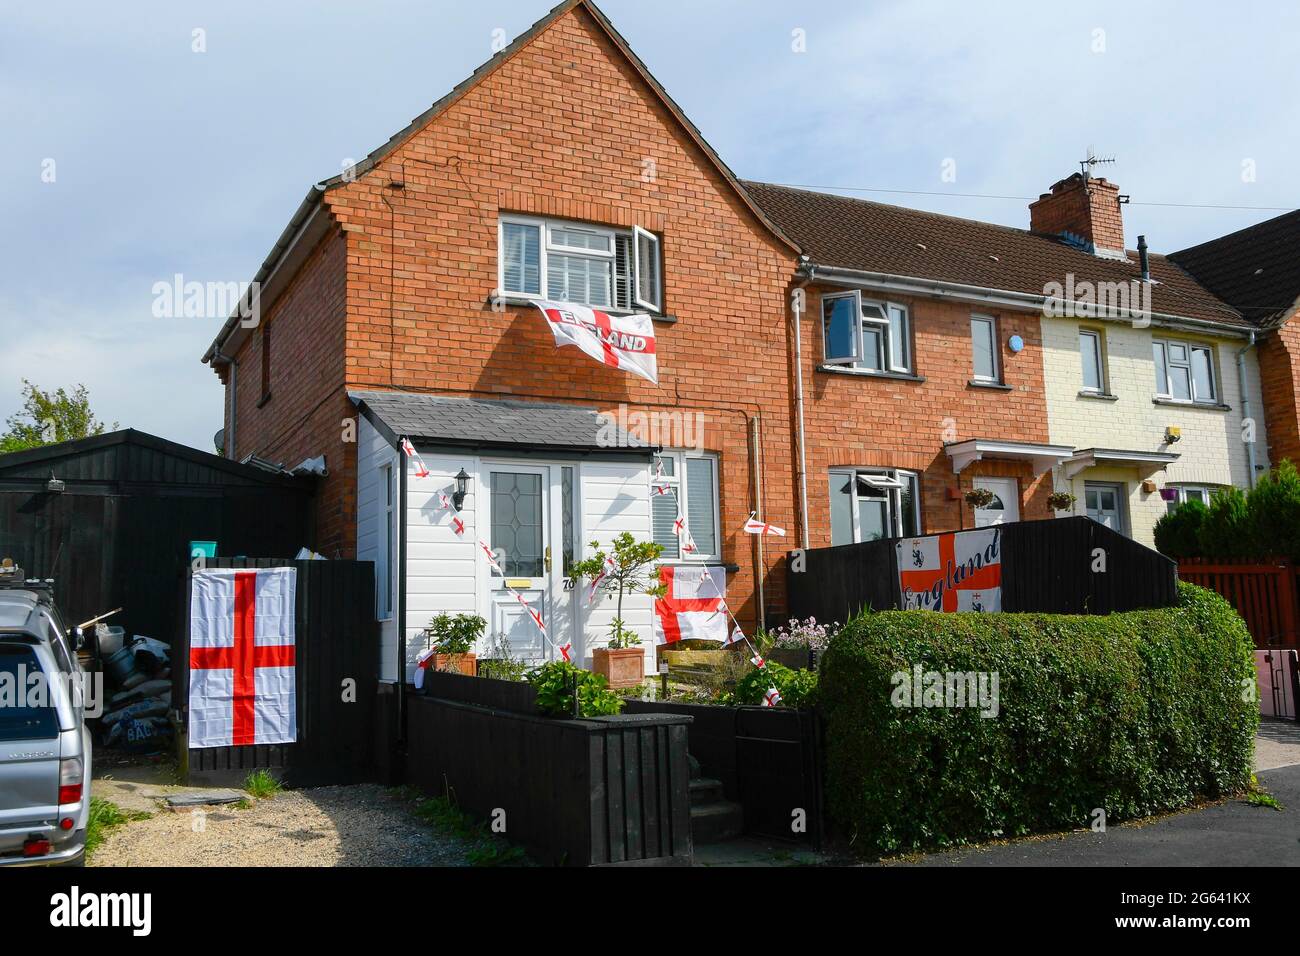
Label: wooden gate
xmin=1177 ymin=559 xmax=1300 ymax=649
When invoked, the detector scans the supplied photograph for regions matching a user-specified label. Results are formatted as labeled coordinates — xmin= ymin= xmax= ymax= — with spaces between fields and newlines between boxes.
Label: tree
xmin=570 ymin=532 xmax=665 ymax=648
xmin=0 ymin=380 xmax=117 ymax=454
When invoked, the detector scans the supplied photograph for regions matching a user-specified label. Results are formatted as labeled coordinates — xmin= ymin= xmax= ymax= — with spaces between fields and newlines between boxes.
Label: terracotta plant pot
xmin=432 ymin=652 xmax=476 ymax=677
xmin=592 ymin=646 xmax=645 ymax=689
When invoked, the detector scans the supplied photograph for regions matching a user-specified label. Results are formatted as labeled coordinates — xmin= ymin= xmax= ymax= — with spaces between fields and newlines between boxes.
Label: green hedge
xmin=818 ymin=583 xmax=1258 ymax=854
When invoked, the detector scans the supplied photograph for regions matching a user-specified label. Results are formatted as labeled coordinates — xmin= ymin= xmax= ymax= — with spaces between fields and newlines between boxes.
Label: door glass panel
xmin=491 ymin=472 xmax=543 ymax=576
xmin=561 ymin=466 xmax=575 ymax=577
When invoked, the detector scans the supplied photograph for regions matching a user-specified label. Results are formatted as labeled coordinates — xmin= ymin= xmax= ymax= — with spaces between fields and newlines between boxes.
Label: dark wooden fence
xmin=175 ymin=558 xmax=378 ymax=787
xmin=1178 ymin=559 xmax=1299 ymax=649
xmin=788 ymin=516 xmax=1177 ymax=625
xmin=623 ymin=699 xmax=825 ymax=848
xmin=408 ymin=673 xmax=693 ymax=866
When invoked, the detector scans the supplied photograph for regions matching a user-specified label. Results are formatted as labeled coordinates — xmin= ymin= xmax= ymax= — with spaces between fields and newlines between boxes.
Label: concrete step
xmin=688 ymin=776 xmax=725 ymax=806
xmin=690 ymin=800 xmax=744 ymax=844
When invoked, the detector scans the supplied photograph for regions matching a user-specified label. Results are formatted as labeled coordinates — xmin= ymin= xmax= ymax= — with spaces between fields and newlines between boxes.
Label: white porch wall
xmin=1041 ymin=316 xmax=1269 ymax=546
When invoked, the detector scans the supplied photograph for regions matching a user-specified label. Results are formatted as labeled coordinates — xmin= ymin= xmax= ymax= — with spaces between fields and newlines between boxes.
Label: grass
xmin=242 ymin=769 xmax=284 ymax=800
xmin=410 ymin=793 xmax=528 ymax=866
xmin=86 ymin=798 xmax=151 ymax=859
xmin=1245 ymin=790 xmax=1283 ymax=810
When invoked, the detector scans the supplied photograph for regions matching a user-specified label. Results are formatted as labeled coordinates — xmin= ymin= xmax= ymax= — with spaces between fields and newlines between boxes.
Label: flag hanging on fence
xmin=896 ymin=527 xmax=1002 ymax=612
xmin=188 ymin=567 xmax=297 ymax=749
xmin=532 ymin=300 xmax=658 ymax=384
xmin=653 ymin=565 xmax=728 ymax=645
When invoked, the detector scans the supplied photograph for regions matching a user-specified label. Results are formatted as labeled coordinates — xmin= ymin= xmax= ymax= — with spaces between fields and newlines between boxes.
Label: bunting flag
xmin=653 ymin=565 xmax=728 ymax=645
xmin=532 ymin=300 xmax=658 ymax=384
xmin=751 ymin=654 xmax=766 ymax=669
xmin=450 ymin=515 xmax=466 ymax=537
xmin=399 ymin=437 xmax=430 ymax=479
xmin=478 ymin=539 xmax=504 ymax=574
xmin=413 ymin=646 xmax=438 ymax=690
xmin=743 ymin=514 xmax=786 ymax=536
xmin=724 ymin=623 xmax=745 ymax=647
xmin=559 ymin=642 xmax=572 ymax=663
xmin=762 ymin=687 xmax=782 ymax=708
xmin=438 ymin=492 xmax=452 ymax=511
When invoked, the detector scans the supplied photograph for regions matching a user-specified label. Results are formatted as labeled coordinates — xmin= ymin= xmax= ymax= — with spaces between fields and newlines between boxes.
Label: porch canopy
xmin=1062 ymin=447 xmax=1180 ymax=480
xmin=945 ymin=438 xmax=1075 ymax=476
xmin=349 ymin=390 xmax=653 ymax=457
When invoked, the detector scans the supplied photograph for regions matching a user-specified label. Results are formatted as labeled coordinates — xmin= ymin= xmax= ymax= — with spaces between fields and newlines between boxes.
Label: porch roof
xmin=944 ymin=438 xmax=1075 ymax=475
xmin=1062 ymin=447 xmax=1180 ymax=480
xmin=350 ymin=390 xmax=653 ymax=456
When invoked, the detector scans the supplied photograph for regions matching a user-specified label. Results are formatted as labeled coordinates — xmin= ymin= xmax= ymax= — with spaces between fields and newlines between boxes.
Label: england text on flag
xmin=532 ymin=300 xmax=658 ymax=384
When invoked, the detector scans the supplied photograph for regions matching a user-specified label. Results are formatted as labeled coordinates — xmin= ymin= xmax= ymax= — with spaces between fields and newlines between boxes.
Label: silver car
xmin=0 ymin=569 xmax=91 ymax=866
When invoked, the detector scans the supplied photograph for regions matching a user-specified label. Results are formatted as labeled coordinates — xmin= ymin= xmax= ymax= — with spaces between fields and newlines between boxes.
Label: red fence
xmin=1177 ymin=559 xmax=1300 ymax=649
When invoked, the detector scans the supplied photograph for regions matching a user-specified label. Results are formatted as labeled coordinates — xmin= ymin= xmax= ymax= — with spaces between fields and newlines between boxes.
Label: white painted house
xmin=353 ymin=390 xmax=659 ymax=682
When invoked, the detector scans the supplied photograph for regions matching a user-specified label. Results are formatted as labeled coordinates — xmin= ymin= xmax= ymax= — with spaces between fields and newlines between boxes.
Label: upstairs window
xmin=828 ymin=468 xmax=921 ymax=545
xmin=1154 ymin=339 xmax=1216 ymax=404
xmin=821 ymin=291 xmax=913 ymax=374
xmin=1079 ymin=328 xmax=1106 ymax=393
xmin=970 ymin=315 xmax=999 ymax=382
xmin=499 ymin=215 xmax=662 ymax=312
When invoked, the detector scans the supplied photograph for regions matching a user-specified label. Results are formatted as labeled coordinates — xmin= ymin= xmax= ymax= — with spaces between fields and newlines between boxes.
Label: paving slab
xmin=164 ymin=789 xmax=245 ymax=808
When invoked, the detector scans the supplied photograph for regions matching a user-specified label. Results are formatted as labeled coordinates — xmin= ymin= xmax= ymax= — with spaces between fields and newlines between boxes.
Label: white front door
xmin=1085 ymin=482 xmax=1125 ymax=533
xmin=483 ymin=463 xmax=575 ymax=664
xmin=973 ymin=477 xmax=1019 ymax=527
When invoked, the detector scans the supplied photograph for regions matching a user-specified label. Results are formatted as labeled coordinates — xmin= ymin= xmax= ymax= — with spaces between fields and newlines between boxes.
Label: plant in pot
xmin=571 ymin=532 xmax=665 ymax=689
xmin=964 ymin=487 xmax=995 ymax=509
xmin=1047 ymin=490 xmax=1077 ymax=513
xmin=421 ymin=612 xmax=484 ymax=677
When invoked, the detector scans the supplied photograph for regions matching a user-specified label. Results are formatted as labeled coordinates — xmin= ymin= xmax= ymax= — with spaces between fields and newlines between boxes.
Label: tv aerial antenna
xmin=1080 ymin=147 xmax=1116 ymax=181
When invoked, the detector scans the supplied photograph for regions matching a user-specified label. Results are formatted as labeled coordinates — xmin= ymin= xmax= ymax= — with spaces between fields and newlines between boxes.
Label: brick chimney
xmin=1029 ymin=172 xmax=1126 ymax=258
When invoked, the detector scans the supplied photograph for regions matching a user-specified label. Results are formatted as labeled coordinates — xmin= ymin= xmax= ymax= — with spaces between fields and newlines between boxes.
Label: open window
xmin=828 ymin=468 xmax=922 ymax=545
xmin=632 ymin=225 xmax=662 ymax=312
xmin=821 ymin=292 xmax=913 ymax=373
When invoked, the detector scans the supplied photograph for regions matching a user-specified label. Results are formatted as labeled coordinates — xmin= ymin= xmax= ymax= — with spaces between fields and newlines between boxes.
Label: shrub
xmin=1245 ymin=459 xmax=1300 ymax=559
xmin=1153 ymin=499 xmax=1207 ymax=559
xmin=818 ymin=583 xmax=1258 ymax=854
xmin=1197 ymin=486 xmax=1251 ymax=559
xmin=423 ymin=613 xmax=486 ymax=655
xmin=766 ymin=617 xmax=837 ymax=653
xmin=728 ymin=660 xmax=819 ymax=709
xmin=526 ymin=661 xmax=624 ymax=718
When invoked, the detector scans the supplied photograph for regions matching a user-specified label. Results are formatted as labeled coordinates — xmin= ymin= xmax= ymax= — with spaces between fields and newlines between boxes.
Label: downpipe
xmin=1236 ymin=331 xmax=1259 ymax=488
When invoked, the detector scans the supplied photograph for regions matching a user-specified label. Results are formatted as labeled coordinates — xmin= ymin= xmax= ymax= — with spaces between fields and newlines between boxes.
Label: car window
xmin=41 ymin=612 xmax=74 ymax=674
xmin=0 ymin=644 xmax=59 ymax=741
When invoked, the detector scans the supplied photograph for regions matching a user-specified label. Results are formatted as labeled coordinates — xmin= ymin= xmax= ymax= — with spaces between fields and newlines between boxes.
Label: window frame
xmin=1153 ymin=338 xmax=1218 ymax=404
xmin=378 ymin=462 xmax=394 ymax=621
xmin=651 ymin=449 xmax=721 ymax=562
xmin=828 ymin=467 xmax=922 ymax=545
xmin=1079 ymin=327 xmax=1106 ymax=393
xmin=498 ymin=214 xmax=662 ymax=314
xmin=820 ymin=290 xmax=914 ymax=374
xmin=970 ymin=314 xmax=1000 ymax=383
xmin=1165 ymin=484 xmax=1217 ymax=514
xmin=632 ymin=225 xmax=662 ymax=312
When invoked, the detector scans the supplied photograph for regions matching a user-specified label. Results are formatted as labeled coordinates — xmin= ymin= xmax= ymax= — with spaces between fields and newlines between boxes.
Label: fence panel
xmin=1177 ymin=559 xmax=1299 ymax=649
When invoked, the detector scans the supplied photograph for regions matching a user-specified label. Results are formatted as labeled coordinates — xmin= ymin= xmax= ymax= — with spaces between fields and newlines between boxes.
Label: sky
xmin=3 ymin=0 xmax=1297 ymax=452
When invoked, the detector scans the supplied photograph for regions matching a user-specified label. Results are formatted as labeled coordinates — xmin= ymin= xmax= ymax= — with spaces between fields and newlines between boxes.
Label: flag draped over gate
xmin=653 ymin=565 xmax=728 ymax=645
xmin=532 ymin=300 xmax=658 ymax=384
xmin=188 ymin=567 xmax=298 ymax=749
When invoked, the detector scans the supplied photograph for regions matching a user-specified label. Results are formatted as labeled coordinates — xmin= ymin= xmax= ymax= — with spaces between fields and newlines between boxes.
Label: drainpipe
xmin=792 ymin=259 xmax=814 ymax=550
xmin=212 ymin=349 xmax=237 ymax=457
xmin=396 ymin=438 xmax=409 ymax=744
xmin=1237 ymin=330 xmax=1260 ymax=488
xmin=750 ymin=414 xmax=766 ymax=632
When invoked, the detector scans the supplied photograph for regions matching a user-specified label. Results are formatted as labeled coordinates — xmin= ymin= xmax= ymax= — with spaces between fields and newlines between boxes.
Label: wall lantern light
xmin=452 ymin=469 xmax=470 ymax=511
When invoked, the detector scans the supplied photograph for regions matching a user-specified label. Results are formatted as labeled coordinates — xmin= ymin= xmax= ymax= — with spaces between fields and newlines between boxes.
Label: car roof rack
xmin=0 ymin=559 xmax=54 ymax=595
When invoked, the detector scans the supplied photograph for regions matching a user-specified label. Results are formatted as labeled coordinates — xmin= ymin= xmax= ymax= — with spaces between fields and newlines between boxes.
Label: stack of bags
xmin=97 ymin=626 xmax=174 ymax=754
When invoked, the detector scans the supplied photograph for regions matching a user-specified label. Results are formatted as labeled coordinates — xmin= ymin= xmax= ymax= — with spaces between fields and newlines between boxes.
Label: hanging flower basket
xmin=964 ymin=487 xmax=995 ymax=509
xmin=1047 ymin=491 xmax=1077 ymax=512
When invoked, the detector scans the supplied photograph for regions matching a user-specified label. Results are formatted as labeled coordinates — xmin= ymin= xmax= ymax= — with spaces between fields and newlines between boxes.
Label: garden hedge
xmin=818 ymin=583 xmax=1258 ymax=854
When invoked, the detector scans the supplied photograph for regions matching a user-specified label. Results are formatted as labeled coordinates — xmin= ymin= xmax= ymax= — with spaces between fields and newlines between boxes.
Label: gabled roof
xmin=1170 ymin=209 xmax=1300 ymax=328
xmin=744 ymin=181 xmax=1250 ymax=330
xmin=350 ymin=390 xmax=651 ymax=455
xmin=203 ymin=0 xmax=797 ymax=364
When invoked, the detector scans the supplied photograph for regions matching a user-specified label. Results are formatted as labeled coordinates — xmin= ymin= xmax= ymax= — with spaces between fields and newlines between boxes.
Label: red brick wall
xmin=229 ymin=5 xmax=798 ymax=624
xmin=1259 ymin=310 xmax=1300 ymax=467
xmin=798 ymin=285 xmax=1054 ymax=545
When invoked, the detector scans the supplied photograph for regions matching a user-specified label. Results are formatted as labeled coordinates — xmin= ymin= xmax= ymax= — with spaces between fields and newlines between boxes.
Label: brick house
xmin=1170 ymin=210 xmax=1300 ymax=472
xmin=201 ymin=0 xmax=801 ymax=679
xmin=745 ymin=173 xmax=1267 ymax=549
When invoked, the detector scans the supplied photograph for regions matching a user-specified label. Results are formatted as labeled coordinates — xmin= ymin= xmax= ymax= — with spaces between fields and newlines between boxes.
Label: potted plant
xmin=965 ymin=487 xmax=995 ymax=509
xmin=1047 ymin=490 xmax=1077 ymax=512
xmin=421 ymin=612 xmax=484 ymax=676
xmin=571 ymin=532 xmax=665 ymax=689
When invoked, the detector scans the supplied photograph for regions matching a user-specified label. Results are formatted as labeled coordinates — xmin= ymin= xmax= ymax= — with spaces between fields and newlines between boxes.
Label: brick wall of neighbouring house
xmin=1259 ymin=311 xmax=1300 ymax=468
xmin=222 ymin=227 xmax=357 ymax=557
xmin=799 ymin=286 xmax=1055 ymax=543
xmin=226 ymin=4 xmax=799 ymax=624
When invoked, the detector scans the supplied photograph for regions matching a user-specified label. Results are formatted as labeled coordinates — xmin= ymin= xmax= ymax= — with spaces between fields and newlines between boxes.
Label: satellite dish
xmin=213 ymin=428 xmax=226 ymax=456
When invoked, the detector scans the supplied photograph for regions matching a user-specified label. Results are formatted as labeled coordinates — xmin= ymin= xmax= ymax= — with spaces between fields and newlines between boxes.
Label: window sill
xmin=967 ymin=379 xmax=1011 ymax=391
xmin=1078 ymin=390 xmax=1119 ymax=402
xmin=257 ymin=392 xmax=273 ymax=408
xmin=656 ymin=559 xmax=737 ymax=572
xmin=489 ymin=293 xmax=676 ymax=324
xmin=1152 ymin=397 xmax=1231 ymax=412
xmin=817 ymin=365 xmax=926 ymax=383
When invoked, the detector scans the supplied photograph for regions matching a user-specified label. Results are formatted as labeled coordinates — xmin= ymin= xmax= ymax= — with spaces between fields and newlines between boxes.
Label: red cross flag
xmin=413 ymin=646 xmax=438 ymax=690
xmin=450 ymin=515 xmax=466 ymax=537
xmin=477 ymin=539 xmax=504 ymax=574
xmin=400 ymin=437 xmax=430 ymax=478
xmin=743 ymin=515 xmax=786 ymax=536
xmin=762 ymin=687 xmax=782 ymax=708
xmin=897 ymin=527 xmax=1002 ymax=612
xmin=188 ymin=568 xmax=296 ymax=749
xmin=559 ymin=642 xmax=572 ymax=663
xmin=653 ymin=565 xmax=727 ymax=645
xmin=533 ymin=300 xmax=658 ymax=384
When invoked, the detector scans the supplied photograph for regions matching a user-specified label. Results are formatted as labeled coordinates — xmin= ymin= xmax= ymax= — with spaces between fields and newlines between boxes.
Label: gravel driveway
xmin=90 ymin=784 xmax=477 ymax=867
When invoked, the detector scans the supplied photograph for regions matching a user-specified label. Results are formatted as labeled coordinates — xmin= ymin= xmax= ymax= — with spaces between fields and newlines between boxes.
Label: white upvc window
xmin=378 ymin=462 xmax=394 ymax=620
xmin=1165 ymin=484 xmax=1217 ymax=515
xmin=1079 ymin=328 xmax=1105 ymax=393
xmin=828 ymin=468 xmax=922 ymax=545
xmin=498 ymin=215 xmax=662 ymax=312
xmin=821 ymin=290 xmax=913 ymax=374
xmin=1153 ymin=339 xmax=1217 ymax=404
xmin=651 ymin=450 xmax=720 ymax=560
xmin=971 ymin=314 xmax=999 ymax=382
